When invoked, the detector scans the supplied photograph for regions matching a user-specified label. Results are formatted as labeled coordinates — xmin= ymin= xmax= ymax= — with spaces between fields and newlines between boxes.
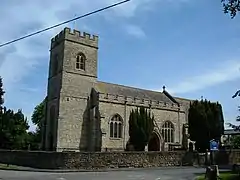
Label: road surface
xmin=0 ymin=167 xmax=205 ymax=180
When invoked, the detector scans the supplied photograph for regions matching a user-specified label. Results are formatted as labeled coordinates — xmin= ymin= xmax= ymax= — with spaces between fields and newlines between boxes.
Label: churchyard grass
xmin=0 ymin=163 xmax=20 ymax=170
xmin=196 ymin=171 xmax=239 ymax=180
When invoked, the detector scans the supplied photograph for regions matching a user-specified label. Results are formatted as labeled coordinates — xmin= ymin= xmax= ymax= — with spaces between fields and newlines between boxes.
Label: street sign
xmin=210 ymin=139 xmax=219 ymax=151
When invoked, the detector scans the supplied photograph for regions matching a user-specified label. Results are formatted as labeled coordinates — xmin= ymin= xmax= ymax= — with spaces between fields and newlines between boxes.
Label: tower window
xmin=76 ymin=53 xmax=86 ymax=71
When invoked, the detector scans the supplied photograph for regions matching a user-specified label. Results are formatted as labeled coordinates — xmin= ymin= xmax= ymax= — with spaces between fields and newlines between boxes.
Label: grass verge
xmin=196 ymin=171 xmax=239 ymax=180
xmin=0 ymin=163 xmax=20 ymax=170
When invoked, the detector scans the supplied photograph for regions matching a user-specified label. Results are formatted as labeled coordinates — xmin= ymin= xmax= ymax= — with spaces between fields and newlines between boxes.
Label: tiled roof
xmin=96 ymin=81 xmax=175 ymax=103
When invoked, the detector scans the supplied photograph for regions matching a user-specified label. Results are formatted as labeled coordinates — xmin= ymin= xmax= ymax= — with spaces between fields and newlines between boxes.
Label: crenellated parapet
xmin=51 ymin=27 xmax=98 ymax=49
xmin=98 ymin=93 xmax=184 ymax=111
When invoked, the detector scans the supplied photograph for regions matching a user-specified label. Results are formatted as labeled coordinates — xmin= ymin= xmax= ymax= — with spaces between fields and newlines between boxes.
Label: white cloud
xmin=125 ymin=24 xmax=146 ymax=38
xmin=167 ymin=60 xmax=240 ymax=94
xmin=0 ymin=0 xmax=157 ymax=91
xmin=0 ymin=0 xmax=192 ymax=131
xmin=0 ymin=0 xmax=159 ymax=130
xmin=102 ymin=0 xmax=158 ymax=17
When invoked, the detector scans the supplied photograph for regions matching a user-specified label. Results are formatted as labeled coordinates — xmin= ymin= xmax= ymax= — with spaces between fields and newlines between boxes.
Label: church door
xmin=148 ymin=132 xmax=161 ymax=151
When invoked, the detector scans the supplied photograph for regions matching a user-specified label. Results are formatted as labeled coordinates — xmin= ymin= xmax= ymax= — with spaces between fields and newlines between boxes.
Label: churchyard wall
xmin=0 ymin=150 xmax=239 ymax=170
xmin=0 ymin=150 xmax=185 ymax=169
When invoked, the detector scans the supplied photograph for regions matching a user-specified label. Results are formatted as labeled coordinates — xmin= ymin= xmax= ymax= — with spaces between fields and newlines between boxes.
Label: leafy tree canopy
xmin=222 ymin=0 xmax=240 ymax=18
xmin=0 ymin=77 xmax=5 ymax=108
xmin=31 ymin=98 xmax=46 ymax=131
xmin=29 ymin=98 xmax=47 ymax=150
xmin=188 ymin=100 xmax=224 ymax=152
xmin=0 ymin=75 xmax=41 ymax=150
xmin=0 ymin=108 xmax=29 ymax=150
xmin=226 ymin=90 xmax=240 ymax=130
xmin=230 ymin=135 xmax=240 ymax=149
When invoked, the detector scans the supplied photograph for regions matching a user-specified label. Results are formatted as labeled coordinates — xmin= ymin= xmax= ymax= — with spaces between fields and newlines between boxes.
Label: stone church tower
xmin=42 ymin=27 xmax=192 ymax=152
xmin=43 ymin=27 xmax=99 ymax=151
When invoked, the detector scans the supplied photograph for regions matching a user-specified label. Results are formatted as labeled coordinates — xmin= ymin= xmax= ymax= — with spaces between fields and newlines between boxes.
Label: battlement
xmin=51 ymin=27 xmax=98 ymax=49
xmin=98 ymin=93 xmax=183 ymax=111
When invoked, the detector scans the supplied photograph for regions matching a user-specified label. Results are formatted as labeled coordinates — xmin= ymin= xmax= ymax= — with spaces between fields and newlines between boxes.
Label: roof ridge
xmin=97 ymin=80 xmax=164 ymax=94
xmin=163 ymin=90 xmax=179 ymax=105
xmin=96 ymin=81 xmax=178 ymax=103
xmin=174 ymin=97 xmax=192 ymax=102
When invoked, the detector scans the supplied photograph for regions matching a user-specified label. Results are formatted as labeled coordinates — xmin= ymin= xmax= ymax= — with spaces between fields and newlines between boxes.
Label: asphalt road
xmin=0 ymin=167 xmax=205 ymax=180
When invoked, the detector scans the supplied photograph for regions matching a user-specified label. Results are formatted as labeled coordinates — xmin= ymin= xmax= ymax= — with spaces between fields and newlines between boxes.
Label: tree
xmin=226 ymin=90 xmax=240 ymax=130
xmin=26 ymin=131 xmax=41 ymax=150
xmin=31 ymin=98 xmax=46 ymax=131
xmin=0 ymin=77 xmax=4 ymax=108
xmin=0 ymin=76 xmax=30 ymax=150
xmin=28 ymin=98 xmax=46 ymax=150
xmin=0 ymin=108 xmax=29 ymax=150
xmin=188 ymin=100 xmax=224 ymax=152
xmin=0 ymin=76 xmax=5 ymax=147
xmin=230 ymin=135 xmax=240 ymax=148
xmin=10 ymin=109 xmax=30 ymax=149
xmin=0 ymin=76 xmax=46 ymax=150
xmin=222 ymin=0 xmax=240 ymax=18
xmin=128 ymin=107 xmax=154 ymax=151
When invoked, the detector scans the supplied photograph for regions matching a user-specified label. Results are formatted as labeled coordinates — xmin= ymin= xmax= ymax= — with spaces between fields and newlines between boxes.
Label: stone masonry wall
xmin=216 ymin=149 xmax=240 ymax=165
xmin=0 ymin=150 xmax=240 ymax=170
xmin=0 ymin=150 xmax=185 ymax=170
xmin=99 ymin=96 xmax=187 ymax=151
xmin=47 ymin=27 xmax=98 ymax=152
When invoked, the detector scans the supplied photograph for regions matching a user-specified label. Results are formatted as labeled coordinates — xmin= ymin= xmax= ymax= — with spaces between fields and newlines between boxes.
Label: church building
xmin=42 ymin=27 xmax=192 ymax=152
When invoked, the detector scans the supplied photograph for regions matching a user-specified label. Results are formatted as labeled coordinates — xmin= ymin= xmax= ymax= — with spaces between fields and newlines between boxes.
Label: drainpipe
xmin=149 ymin=102 xmax=152 ymax=114
xmin=123 ymin=98 xmax=127 ymax=150
xmin=178 ymin=107 xmax=181 ymax=145
xmin=43 ymin=97 xmax=48 ymax=150
xmin=148 ymin=102 xmax=152 ymax=151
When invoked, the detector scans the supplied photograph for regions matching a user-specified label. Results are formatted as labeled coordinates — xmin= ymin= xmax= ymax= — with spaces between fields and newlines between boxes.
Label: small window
xmin=76 ymin=53 xmax=86 ymax=70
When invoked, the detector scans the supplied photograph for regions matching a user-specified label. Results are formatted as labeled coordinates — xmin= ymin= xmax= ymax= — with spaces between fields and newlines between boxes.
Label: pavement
xmin=0 ymin=167 xmax=206 ymax=180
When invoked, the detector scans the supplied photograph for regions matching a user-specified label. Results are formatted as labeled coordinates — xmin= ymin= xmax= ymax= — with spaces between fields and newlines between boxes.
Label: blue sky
xmin=0 ymin=0 xmax=240 ymax=131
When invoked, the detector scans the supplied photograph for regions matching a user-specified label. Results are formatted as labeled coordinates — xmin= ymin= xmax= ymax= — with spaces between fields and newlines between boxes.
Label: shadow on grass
xmin=195 ymin=171 xmax=239 ymax=180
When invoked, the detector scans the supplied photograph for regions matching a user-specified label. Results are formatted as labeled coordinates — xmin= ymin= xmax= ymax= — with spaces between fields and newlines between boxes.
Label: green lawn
xmin=0 ymin=163 xmax=20 ymax=170
xmin=196 ymin=172 xmax=239 ymax=180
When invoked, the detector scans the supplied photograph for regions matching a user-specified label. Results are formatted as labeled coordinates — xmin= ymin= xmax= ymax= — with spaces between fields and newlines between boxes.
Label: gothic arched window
xmin=76 ymin=53 xmax=86 ymax=70
xmin=109 ymin=114 xmax=123 ymax=138
xmin=161 ymin=121 xmax=174 ymax=143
